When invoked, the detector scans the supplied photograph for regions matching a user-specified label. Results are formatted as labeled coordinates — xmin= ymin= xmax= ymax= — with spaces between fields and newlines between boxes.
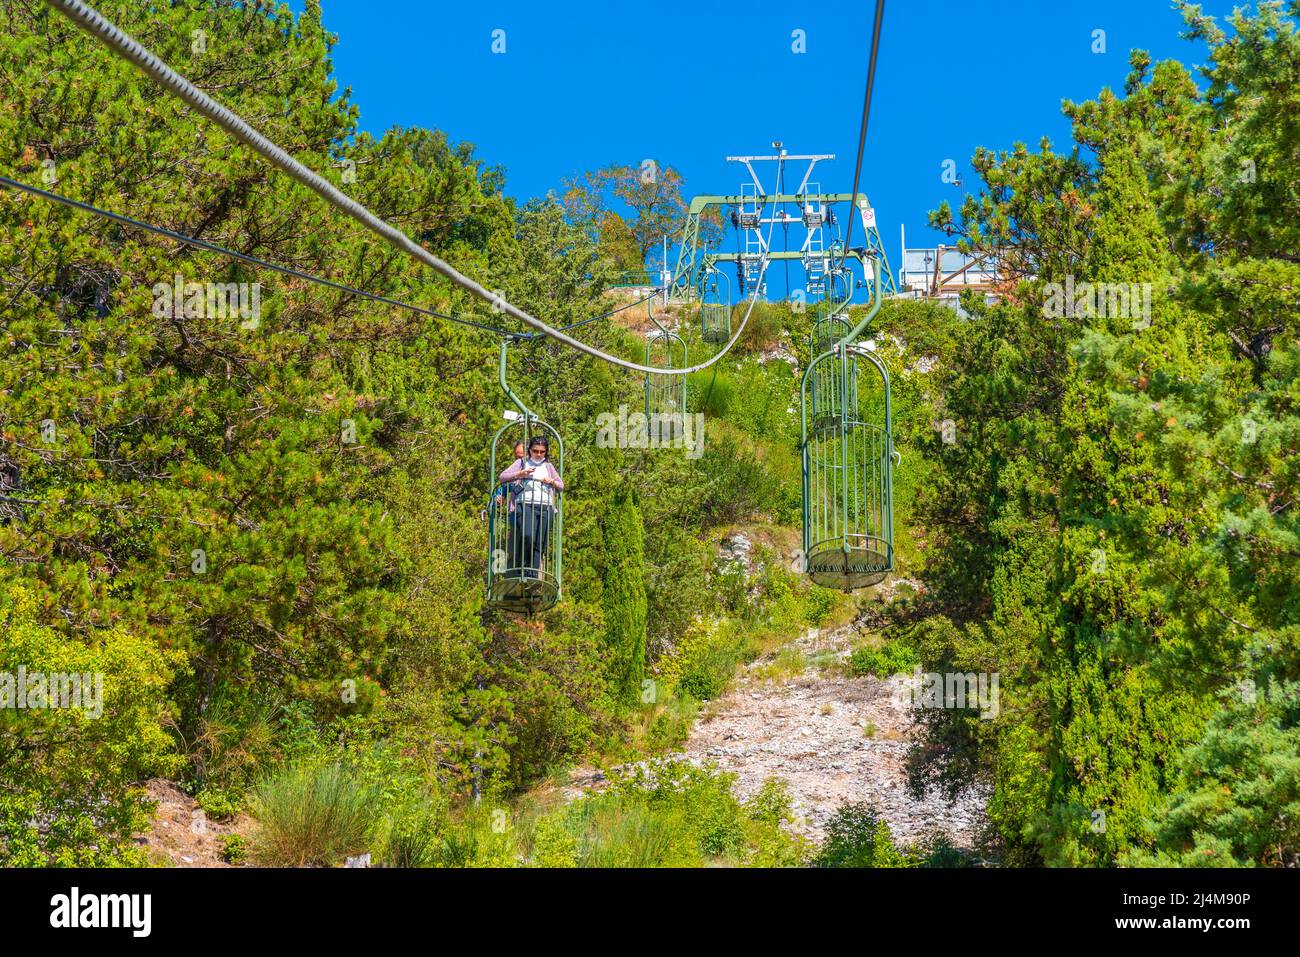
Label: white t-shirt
xmin=516 ymin=459 xmax=560 ymax=509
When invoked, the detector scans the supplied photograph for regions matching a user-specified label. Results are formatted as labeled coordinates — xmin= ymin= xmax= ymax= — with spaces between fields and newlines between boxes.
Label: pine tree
xmin=600 ymin=487 xmax=648 ymax=703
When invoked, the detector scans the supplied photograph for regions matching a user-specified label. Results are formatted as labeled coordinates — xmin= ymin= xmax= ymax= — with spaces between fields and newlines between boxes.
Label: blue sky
xmin=298 ymin=0 xmax=1241 ymax=280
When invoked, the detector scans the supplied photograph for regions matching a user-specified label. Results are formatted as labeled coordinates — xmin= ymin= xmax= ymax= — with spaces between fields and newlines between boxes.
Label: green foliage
xmin=849 ymin=638 xmax=920 ymax=678
xmin=218 ymin=834 xmax=249 ymax=866
xmin=601 ymin=489 xmax=648 ymax=703
xmin=9 ymin=0 xmax=1295 ymax=873
xmin=0 ymin=587 xmax=181 ymax=866
xmin=195 ymin=788 xmax=241 ymax=822
xmin=907 ymin=1 xmax=1300 ymax=867
xmin=249 ymin=762 xmax=381 ymax=867
xmin=543 ymin=761 xmax=806 ymax=867
xmin=380 ymin=800 xmax=445 ymax=868
xmin=910 ymin=830 xmax=979 ymax=868
xmin=813 ymin=803 xmax=914 ymax=868
xmin=1125 ymin=680 xmax=1300 ymax=868
xmin=673 ymin=621 xmax=756 ymax=701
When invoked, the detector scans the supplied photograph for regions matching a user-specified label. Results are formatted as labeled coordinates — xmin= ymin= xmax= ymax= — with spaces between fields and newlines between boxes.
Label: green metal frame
xmin=808 ymin=311 xmax=857 ymax=433
xmin=799 ymin=260 xmax=896 ymax=590
xmin=673 ymin=192 xmax=897 ymax=303
xmin=644 ymin=298 xmax=686 ymax=418
xmin=486 ymin=340 xmax=564 ymax=615
xmin=699 ymin=268 xmax=732 ymax=345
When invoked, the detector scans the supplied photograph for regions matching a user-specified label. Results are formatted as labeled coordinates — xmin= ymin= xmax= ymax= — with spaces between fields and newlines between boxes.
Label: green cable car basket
xmin=699 ymin=268 xmax=732 ymax=345
xmin=485 ymin=342 xmax=564 ymax=615
xmin=645 ymin=297 xmax=686 ymax=418
xmin=808 ymin=311 xmax=857 ymax=433
xmin=799 ymin=260 xmax=896 ymax=590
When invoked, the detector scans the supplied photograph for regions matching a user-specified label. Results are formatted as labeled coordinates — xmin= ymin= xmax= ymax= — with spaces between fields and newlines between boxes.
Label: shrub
xmin=672 ymin=621 xmax=756 ymax=701
xmin=250 ymin=762 xmax=380 ymax=867
xmin=736 ymin=302 xmax=786 ymax=354
xmin=678 ymin=643 xmax=737 ymax=700
xmin=428 ymin=800 xmax=520 ymax=868
xmin=196 ymin=788 xmax=241 ymax=821
xmin=849 ymin=639 xmax=920 ymax=678
xmin=602 ymin=489 xmax=648 ymax=703
xmin=747 ymin=778 xmax=795 ymax=825
xmin=528 ymin=814 xmax=579 ymax=867
xmin=185 ymin=692 xmax=278 ymax=793
xmin=744 ymin=779 xmax=812 ymax=868
xmin=804 ymin=586 xmax=837 ymax=626
xmin=218 ymin=834 xmax=249 ymax=865
xmin=574 ymin=802 xmax=690 ymax=867
xmin=911 ymin=830 xmax=977 ymax=867
xmin=687 ymin=368 xmax=734 ymax=418
xmin=381 ymin=801 xmax=443 ymax=868
xmin=0 ymin=587 xmax=182 ymax=866
xmin=814 ymin=802 xmax=914 ymax=868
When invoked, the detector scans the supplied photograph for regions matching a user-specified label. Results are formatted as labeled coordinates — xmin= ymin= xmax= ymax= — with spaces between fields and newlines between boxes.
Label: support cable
xmin=42 ymin=0 xmax=767 ymax=376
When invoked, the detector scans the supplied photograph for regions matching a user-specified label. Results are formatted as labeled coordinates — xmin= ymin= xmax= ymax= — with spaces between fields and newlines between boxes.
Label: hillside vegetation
xmin=1 ymin=0 xmax=1297 ymax=868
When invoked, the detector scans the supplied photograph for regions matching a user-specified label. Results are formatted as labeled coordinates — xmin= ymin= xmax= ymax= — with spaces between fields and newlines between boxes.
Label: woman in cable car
xmin=498 ymin=435 xmax=563 ymax=579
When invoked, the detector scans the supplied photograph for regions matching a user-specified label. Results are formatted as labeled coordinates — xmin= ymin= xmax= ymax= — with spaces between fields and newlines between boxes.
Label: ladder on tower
xmin=738 ymin=183 xmax=766 ymax=296
xmin=801 ymin=183 xmax=828 ymax=295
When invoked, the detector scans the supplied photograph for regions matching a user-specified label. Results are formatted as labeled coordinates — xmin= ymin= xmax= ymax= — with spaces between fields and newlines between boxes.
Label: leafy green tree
xmin=905 ymin=0 xmax=1300 ymax=866
xmin=0 ymin=586 xmax=182 ymax=865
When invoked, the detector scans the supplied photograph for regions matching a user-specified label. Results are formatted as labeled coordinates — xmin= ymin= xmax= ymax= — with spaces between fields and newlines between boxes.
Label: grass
xmin=752 ymin=644 xmax=806 ymax=682
xmin=249 ymin=762 xmax=380 ymax=867
xmin=381 ymin=801 xmax=442 ymax=868
xmin=806 ymin=648 xmax=847 ymax=673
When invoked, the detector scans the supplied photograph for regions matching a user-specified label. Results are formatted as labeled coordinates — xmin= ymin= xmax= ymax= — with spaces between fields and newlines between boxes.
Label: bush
xmin=185 ymin=692 xmax=278 ymax=794
xmin=814 ymin=802 xmax=914 ymax=868
xmin=636 ymin=693 xmax=699 ymax=754
xmin=0 ymin=586 xmax=182 ymax=866
xmin=687 ymin=368 xmax=734 ymax=418
xmin=218 ymin=834 xmax=249 ymax=865
xmin=572 ymin=802 xmax=690 ymax=867
xmin=804 ymin=586 xmax=837 ymax=626
xmin=911 ymin=830 xmax=977 ymax=868
xmin=671 ymin=620 xmax=757 ymax=701
xmin=678 ymin=641 xmax=739 ymax=700
xmin=537 ymin=760 xmax=804 ymax=867
xmin=196 ymin=788 xmax=241 ymax=821
xmin=736 ymin=302 xmax=786 ymax=354
xmin=429 ymin=801 xmax=520 ymax=868
xmin=747 ymin=778 xmax=796 ymax=825
xmin=849 ymin=639 xmax=920 ymax=678
xmin=381 ymin=801 xmax=444 ymax=868
xmin=528 ymin=813 xmax=579 ymax=867
xmin=250 ymin=762 xmax=380 ymax=867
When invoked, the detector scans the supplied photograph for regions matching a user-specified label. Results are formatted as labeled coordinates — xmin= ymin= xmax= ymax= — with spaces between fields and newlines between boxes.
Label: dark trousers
xmin=510 ymin=504 xmax=552 ymax=579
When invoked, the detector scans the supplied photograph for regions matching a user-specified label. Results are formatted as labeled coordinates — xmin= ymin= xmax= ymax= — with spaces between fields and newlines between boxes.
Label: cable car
xmin=645 ymin=298 xmax=686 ymax=418
xmin=799 ymin=259 xmax=897 ymax=590
xmin=699 ymin=267 xmax=732 ymax=346
xmin=486 ymin=340 xmax=564 ymax=614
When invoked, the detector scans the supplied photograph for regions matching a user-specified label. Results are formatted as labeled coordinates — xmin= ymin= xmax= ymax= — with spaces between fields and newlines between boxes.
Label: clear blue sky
xmin=297 ymin=0 xmax=1240 ymax=276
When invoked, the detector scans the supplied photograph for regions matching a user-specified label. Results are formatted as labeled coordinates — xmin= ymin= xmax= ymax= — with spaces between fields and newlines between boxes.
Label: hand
xmin=520 ymin=466 xmax=535 ymax=477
